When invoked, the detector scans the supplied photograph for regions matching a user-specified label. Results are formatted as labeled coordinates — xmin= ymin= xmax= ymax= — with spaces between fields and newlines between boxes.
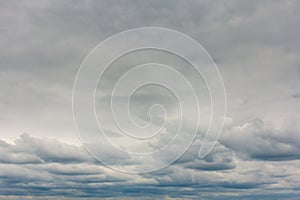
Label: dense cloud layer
xmin=0 ymin=129 xmax=300 ymax=199
xmin=1 ymin=0 xmax=299 ymax=143
xmin=0 ymin=0 xmax=300 ymax=199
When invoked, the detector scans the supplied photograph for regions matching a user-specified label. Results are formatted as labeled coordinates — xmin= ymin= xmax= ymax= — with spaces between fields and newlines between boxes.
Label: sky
xmin=0 ymin=0 xmax=300 ymax=199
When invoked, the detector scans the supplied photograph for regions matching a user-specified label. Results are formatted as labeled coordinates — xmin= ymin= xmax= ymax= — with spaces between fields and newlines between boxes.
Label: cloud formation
xmin=0 ymin=0 xmax=300 ymax=199
xmin=221 ymin=119 xmax=300 ymax=161
xmin=0 ymin=129 xmax=299 ymax=199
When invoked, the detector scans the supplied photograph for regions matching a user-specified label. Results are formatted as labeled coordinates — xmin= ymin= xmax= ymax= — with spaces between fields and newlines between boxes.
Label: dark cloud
xmin=185 ymin=160 xmax=235 ymax=171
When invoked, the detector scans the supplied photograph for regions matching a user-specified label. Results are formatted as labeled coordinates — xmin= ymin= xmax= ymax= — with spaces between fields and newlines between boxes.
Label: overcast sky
xmin=0 ymin=0 xmax=300 ymax=199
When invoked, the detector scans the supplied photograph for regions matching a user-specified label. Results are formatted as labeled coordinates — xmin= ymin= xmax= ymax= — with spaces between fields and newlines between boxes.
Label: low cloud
xmin=221 ymin=118 xmax=300 ymax=161
xmin=0 ymin=133 xmax=93 ymax=164
xmin=0 ymin=132 xmax=299 ymax=198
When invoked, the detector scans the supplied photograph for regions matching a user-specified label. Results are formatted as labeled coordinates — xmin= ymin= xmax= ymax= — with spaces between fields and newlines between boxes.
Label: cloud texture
xmin=0 ymin=0 xmax=300 ymax=199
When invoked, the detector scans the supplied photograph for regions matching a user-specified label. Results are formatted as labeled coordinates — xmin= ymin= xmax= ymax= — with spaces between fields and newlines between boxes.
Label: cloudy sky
xmin=1 ymin=0 xmax=300 ymax=199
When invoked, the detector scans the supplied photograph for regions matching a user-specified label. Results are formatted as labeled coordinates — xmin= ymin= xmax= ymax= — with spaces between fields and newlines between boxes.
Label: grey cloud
xmin=221 ymin=118 xmax=300 ymax=161
xmin=0 ymin=0 xmax=300 ymax=199
xmin=291 ymin=93 xmax=300 ymax=99
xmin=1 ymin=133 xmax=299 ymax=198
xmin=184 ymin=151 xmax=236 ymax=171
xmin=1 ymin=0 xmax=299 ymax=143
xmin=0 ymin=134 xmax=135 ymax=197
xmin=0 ymin=134 xmax=94 ymax=165
xmin=172 ymin=139 xmax=236 ymax=171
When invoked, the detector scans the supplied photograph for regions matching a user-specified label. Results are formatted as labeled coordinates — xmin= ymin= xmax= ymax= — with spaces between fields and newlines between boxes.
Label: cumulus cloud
xmin=0 ymin=134 xmax=136 ymax=197
xmin=0 ymin=133 xmax=299 ymax=199
xmin=221 ymin=118 xmax=300 ymax=161
xmin=10 ymin=133 xmax=93 ymax=163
